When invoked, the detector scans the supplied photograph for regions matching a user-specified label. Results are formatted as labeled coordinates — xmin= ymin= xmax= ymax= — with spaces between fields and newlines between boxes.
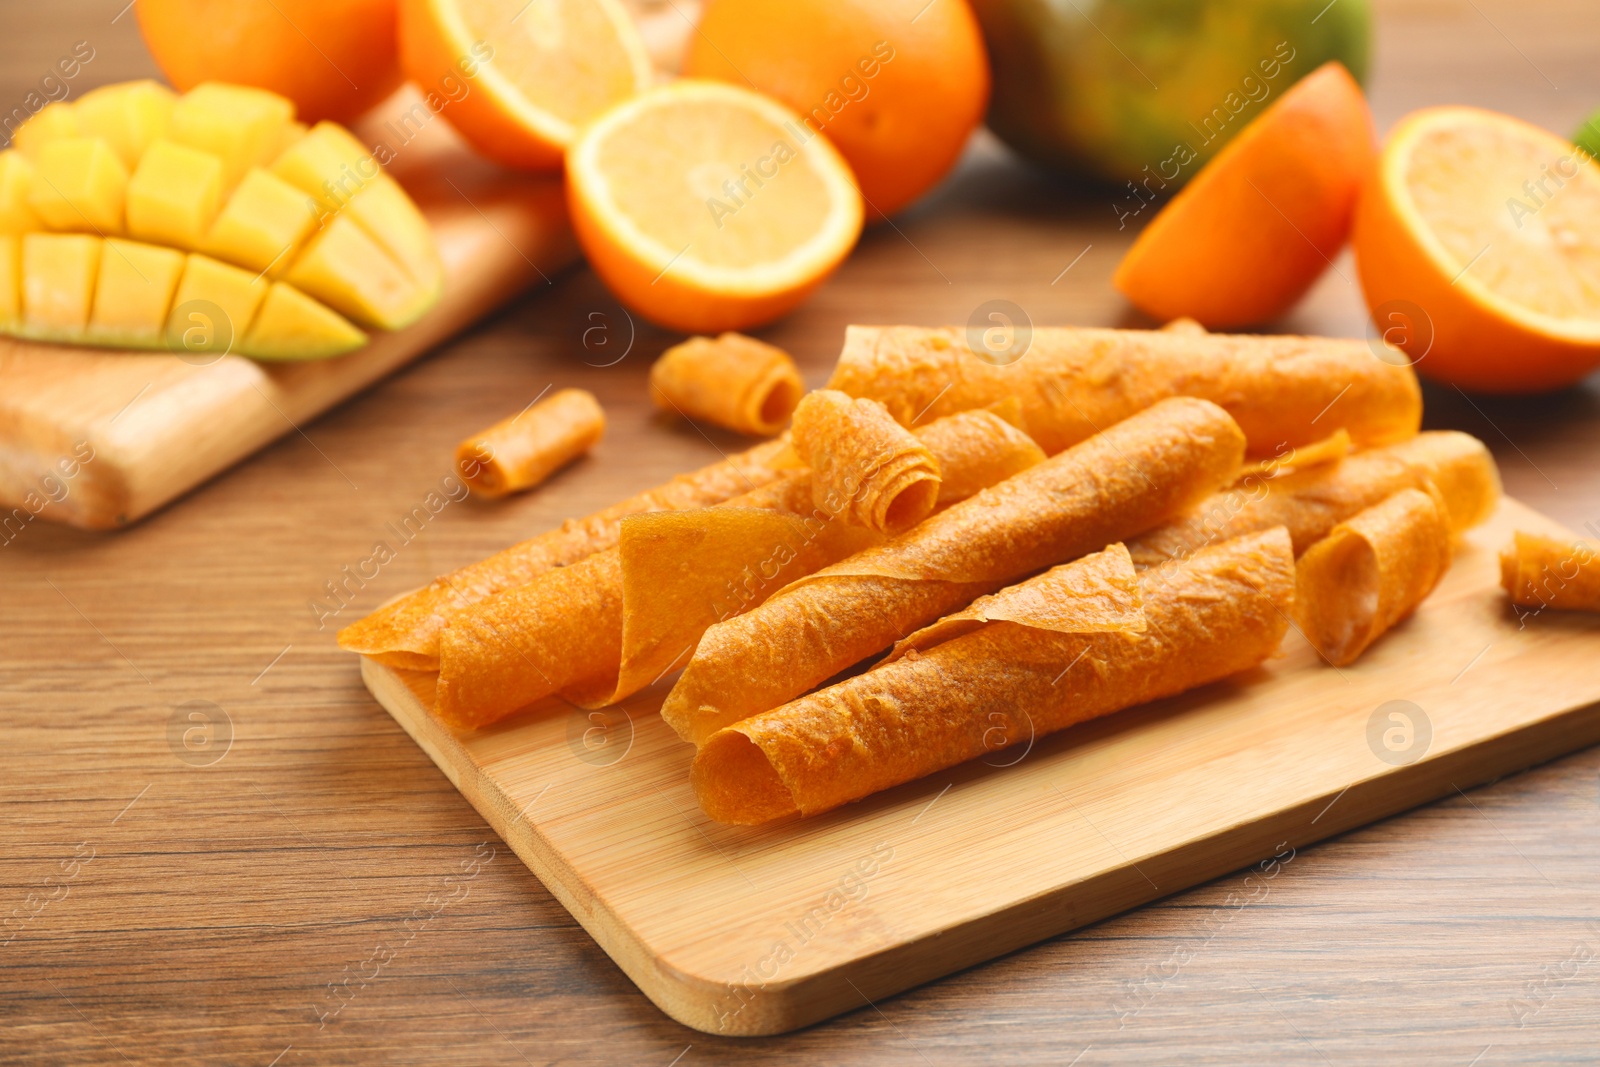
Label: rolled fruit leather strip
xmin=824 ymin=324 xmax=1421 ymax=456
xmin=662 ymin=396 xmax=1248 ymax=748
xmin=1127 ymin=430 xmax=1499 ymax=569
xmin=336 ymin=436 xmax=795 ymax=670
xmin=615 ymin=407 xmax=1044 ymax=702
xmin=692 ymin=529 xmax=1295 ymax=824
xmin=431 ymin=409 xmax=1048 ymax=730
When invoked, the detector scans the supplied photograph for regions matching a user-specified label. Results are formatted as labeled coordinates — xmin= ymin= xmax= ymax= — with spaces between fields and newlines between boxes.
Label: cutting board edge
xmin=359 ymin=634 xmax=1600 ymax=1037
xmin=734 ymin=690 xmax=1600 ymax=1036
xmin=360 ymin=655 xmax=722 ymax=1032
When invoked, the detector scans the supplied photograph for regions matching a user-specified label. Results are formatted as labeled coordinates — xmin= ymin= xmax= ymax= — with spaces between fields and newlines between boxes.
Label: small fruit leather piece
xmin=790 ymin=389 xmax=942 ymax=535
xmin=650 ymin=332 xmax=804 ymax=437
xmin=1294 ymin=486 xmax=1453 ymax=666
xmin=455 ymin=388 xmax=606 ymax=498
xmin=1500 ymin=531 xmax=1600 ymax=613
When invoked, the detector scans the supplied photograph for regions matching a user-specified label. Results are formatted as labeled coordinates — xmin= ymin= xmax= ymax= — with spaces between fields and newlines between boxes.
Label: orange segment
xmin=399 ymin=0 xmax=653 ymax=170
xmin=1113 ymin=62 xmax=1375 ymax=329
xmin=566 ymin=79 xmax=864 ymax=333
xmin=1352 ymin=106 xmax=1600 ymax=393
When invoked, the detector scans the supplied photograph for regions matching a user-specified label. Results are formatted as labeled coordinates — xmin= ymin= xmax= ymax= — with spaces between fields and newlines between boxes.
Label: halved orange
xmin=1352 ymin=106 xmax=1600 ymax=393
xmin=1113 ymin=62 xmax=1375 ymax=329
xmin=399 ymin=0 xmax=653 ymax=170
xmin=567 ymin=79 xmax=864 ymax=333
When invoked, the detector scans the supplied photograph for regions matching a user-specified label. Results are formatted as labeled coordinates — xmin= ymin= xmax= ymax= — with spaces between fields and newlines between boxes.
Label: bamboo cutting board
xmin=0 ymin=91 xmax=578 ymax=530
xmin=360 ymin=495 xmax=1600 ymax=1036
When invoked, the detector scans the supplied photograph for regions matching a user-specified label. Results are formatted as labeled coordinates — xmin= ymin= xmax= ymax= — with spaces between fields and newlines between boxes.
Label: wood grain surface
xmin=4 ymin=1 xmax=1600 ymax=1064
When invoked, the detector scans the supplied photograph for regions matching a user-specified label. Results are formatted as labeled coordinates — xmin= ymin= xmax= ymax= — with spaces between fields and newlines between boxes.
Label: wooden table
xmin=5 ymin=1 xmax=1599 ymax=1062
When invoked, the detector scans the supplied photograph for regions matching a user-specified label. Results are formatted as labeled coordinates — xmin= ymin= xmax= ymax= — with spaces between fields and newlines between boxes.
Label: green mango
xmin=971 ymin=0 xmax=1371 ymax=189
xmin=1575 ymin=107 xmax=1600 ymax=161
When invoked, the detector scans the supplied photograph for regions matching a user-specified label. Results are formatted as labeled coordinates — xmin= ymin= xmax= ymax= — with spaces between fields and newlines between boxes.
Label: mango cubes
xmin=0 ymin=79 xmax=443 ymax=361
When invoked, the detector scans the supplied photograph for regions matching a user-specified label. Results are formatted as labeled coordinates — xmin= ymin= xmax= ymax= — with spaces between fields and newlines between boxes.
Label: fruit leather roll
xmin=1129 ymin=430 xmax=1499 ymax=568
xmin=455 ymin=388 xmax=606 ymax=498
xmin=693 ymin=529 xmax=1295 ymax=824
xmin=1235 ymin=428 xmax=1350 ymax=481
xmin=791 ymin=389 xmax=942 ymax=534
xmin=432 ymin=410 xmax=1046 ymax=729
xmin=1294 ymin=486 xmax=1453 ymax=666
xmin=337 ymin=437 xmax=795 ymax=671
xmin=826 ymin=324 xmax=1421 ymax=456
xmin=616 ymin=408 xmax=1043 ymax=702
xmin=650 ymin=333 xmax=804 ymax=436
xmin=1500 ymin=532 xmax=1600 ymax=613
xmin=663 ymin=396 xmax=1247 ymax=747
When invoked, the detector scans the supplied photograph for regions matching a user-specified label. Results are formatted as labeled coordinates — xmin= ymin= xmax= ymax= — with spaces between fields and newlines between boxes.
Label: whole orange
xmin=137 ymin=0 xmax=404 ymax=123
xmin=683 ymin=0 xmax=990 ymax=219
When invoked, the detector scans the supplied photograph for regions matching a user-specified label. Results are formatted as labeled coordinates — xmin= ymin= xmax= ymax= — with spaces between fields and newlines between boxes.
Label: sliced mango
xmin=271 ymin=120 xmax=372 ymax=214
xmin=126 ymin=139 xmax=224 ymax=250
xmin=0 ymin=153 xmax=41 ymax=233
xmin=167 ymin=254 xmax=269 ymax=355
xmin=87 ymin=238 xmax=185 ymax=347
xmin=269 ymin=122 xmax=438 ymax=288
xmin=73 ymin=80 xmax=176 ymax=169
xmin=243 ymin=281 xmax=367 ymax=361
xmin=343 ymin=176 xmax=444 ymax=297
xmin=13 ymin=103 xmax=81 ymax=157
xmin=27 ymin=138 xmax=127 ymax=235
xmin=170 ymin=83 xmax=295 ymax=190
xmin=284 ymin=214 xmax=429 ymax=330
xmin=0 ymin=235 xmax=18 ymax=326
xmin=273 ymin=120 xmax=310 ymax=163
xmin=21 ymin=232 xmax=101 ymax=339
xmin=204 ymin=167 xmax=319 ymax=275
xmin=0 ymin=80 xmax=441 ymax=360
xmin=9 ymin=232 xmax=361 ymax=358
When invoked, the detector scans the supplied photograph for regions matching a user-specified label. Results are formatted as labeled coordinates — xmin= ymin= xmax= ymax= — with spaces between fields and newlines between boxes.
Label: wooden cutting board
xmin=0 ymin=91 xmax=579 ymax=530
xmin=360 ymin=495 xmax=1600 ymax=1036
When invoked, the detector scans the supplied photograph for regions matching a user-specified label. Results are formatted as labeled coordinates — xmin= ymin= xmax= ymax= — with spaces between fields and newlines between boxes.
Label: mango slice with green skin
xmin=0 ymin=232 xmax=366 ymax=361
xmin=19 ymin=233 xmax=101 ymax=340
xmin=243 ymin=282 xmax=367 ymax=361
xmin=87 ymin=238 xmax=185 ymax=347
xmin=284 ymin=213 xmax=433 ymax=329
xmin=0 ymin=78 xmax=441 ymax=359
